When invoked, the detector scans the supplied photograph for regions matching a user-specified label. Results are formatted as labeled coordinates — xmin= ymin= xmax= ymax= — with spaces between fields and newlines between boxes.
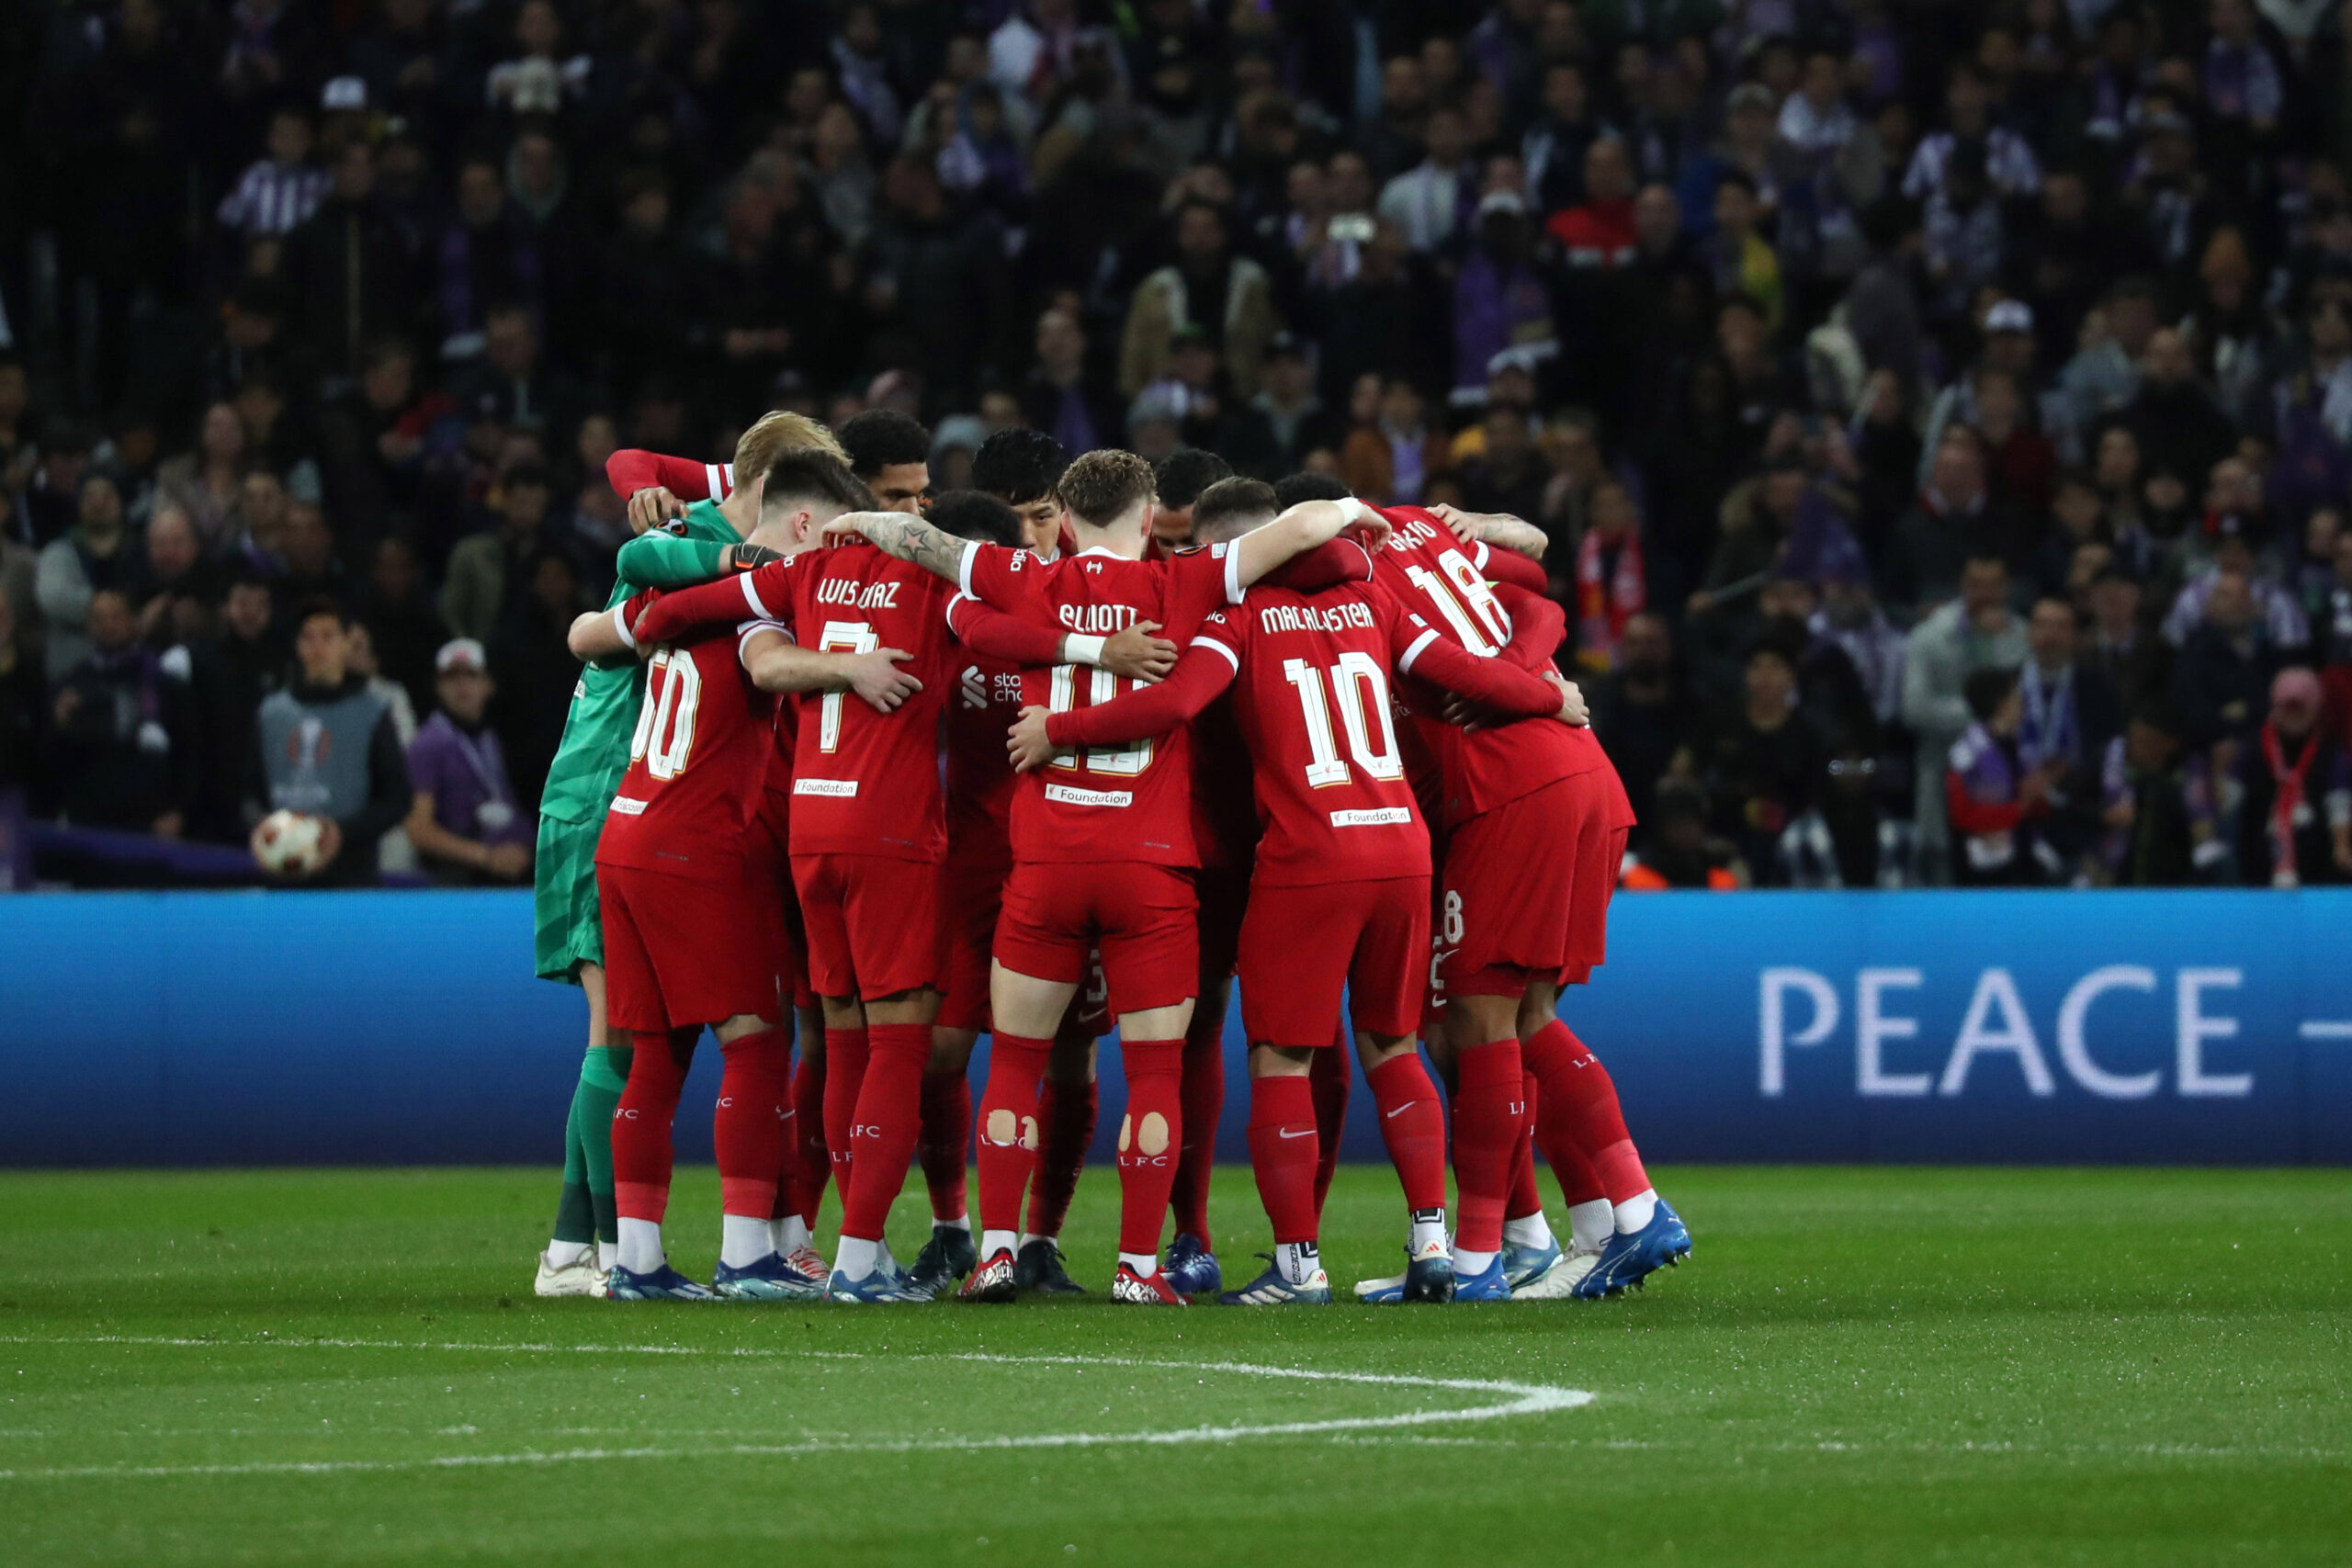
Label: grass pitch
xmin=1 ymin=1166 xmax=2346 ymax=1567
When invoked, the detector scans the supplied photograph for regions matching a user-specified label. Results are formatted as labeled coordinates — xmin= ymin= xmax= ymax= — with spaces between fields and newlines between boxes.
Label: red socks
xmin=838 ymin=1022 xmax=929 ymax=1241
xmin=791 ymin=1049 xmax=829 ymax=1226
xmin=1309 ymin=1039 xmax=1349 ymax=1219
xmin=1028 ymin=1074 xmax=1095 ymax=1240
xmin=612 ymin=1028 xmax=696 ymax=1224
xmin=1366 ymin=1055 xmax=1446 ymax=1213
xmin=1245 ymin=1073 xmax=1319 ymax=1245
xmin=714 ymin=1027 xmax=788 ymax=1219
xmin=1450 ymin=1039 xmax=1523 ymax=1253
xmin=1520 ymin=1018 xmax=1606 ymax=1204
xmin=918 ymin=1066 xmax=971 ymax=1222
xmin=1114 ymin=1038 xmax=1183 ymax=1257
xmin=976 ymin=1033 xmax=1050 ymax=1236
xmin=820 ymin=1025 xmax=868 ymax=1195
xmin=1533 ymin=1021 xmax=1650 ymax=1202
xmin=1170 ymin=1018 xmax=1224 ymax=1247
xmin=1507 ymin=1069 xmax=1542 ymax=1220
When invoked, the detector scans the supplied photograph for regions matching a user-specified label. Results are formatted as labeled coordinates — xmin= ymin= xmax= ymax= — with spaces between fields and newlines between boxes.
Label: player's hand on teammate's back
xmin=1102 ymin=621 xmax=1178 ymax=683
xmin=842 ymin=647 xmax=922 ymax=712
xmin=1547 ymin=671 xmax=1589 ymax=726
xmin=1427 ymin=502 xmax=1483 ymax=544
xmin=1006 ymin=705 xmax=1060 ymax=773
xmin=627 ymin=487 xmax=685 ymax=535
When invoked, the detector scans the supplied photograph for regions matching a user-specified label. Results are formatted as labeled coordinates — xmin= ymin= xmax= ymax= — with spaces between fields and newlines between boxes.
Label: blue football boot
xmin=825 ymin=1263 xmax=922 ymax=1303
xmin=605 ymin=1262 xmax=718 ymax=1302
xmin=1450 ymin=1254 xmax=1513 ymax=1302
xmin=712 ymin=1252 xmax=824 ymax=1301
xmin=1219 ymin=1254 xmax=1333 ymax=1305
xmin=1163 ymin=1233 xmax=1223 ymax=1296
xmin=1354 ymin=1238 xmax=1455 ymax=1303
xmin=1571 ymin=1199 xmax=1692 ymax=1300
xmin=1501 ymin=1235 xmax=1564 ymax=1291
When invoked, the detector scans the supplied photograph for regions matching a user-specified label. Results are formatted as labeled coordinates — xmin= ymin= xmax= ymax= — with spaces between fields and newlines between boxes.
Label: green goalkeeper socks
xmin=579 ymin=1043 xmax=633 ymax=1245
xmin=551 ymin=1043 xmax=634 ymax=1247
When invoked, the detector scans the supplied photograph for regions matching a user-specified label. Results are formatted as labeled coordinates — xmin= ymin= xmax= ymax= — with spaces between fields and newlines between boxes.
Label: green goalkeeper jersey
xmin=536 ymin=502 xmax=741 ymax=826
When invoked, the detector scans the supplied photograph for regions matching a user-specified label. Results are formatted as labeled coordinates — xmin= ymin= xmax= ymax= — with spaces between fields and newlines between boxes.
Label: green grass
xmin=1 ymin=1167 xmax=2347 ymax=1567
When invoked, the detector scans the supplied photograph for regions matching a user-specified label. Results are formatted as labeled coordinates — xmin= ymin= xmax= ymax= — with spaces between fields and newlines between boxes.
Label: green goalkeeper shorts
xmin=533 ymin=814 xmax=605 ymax=984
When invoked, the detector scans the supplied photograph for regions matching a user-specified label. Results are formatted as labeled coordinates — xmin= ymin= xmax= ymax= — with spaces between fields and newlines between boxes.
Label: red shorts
xmin=1441 ymin=770 xmax=1626 ymax=998
xmin=790 ymin=852 xmax=943 ymax=1001
xmin=937 ymin=850 xmax=1010 ymax=1032
xmin=995 ymin=860 xmax=1198 ymax=1018
xmin=598 ymin=862 xmax=781 ymax=1032
xmin=1238 ymin=875 xmax=1430 ymax=1046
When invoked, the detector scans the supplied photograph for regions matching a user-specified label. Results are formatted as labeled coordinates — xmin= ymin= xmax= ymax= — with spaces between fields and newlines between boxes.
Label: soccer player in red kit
xmin=1418 ymin=503 xmax=1688 ymax=1299
xmin=1344 ymin=491 xmax=1684 ymax=1299
xmin=829 ymin=451 xmax=1375 ymax=1303
xmin=1012 ymin=483 xmax=1585 ymax=1303
xmin=629 ymin=451 xmax=992 ymax=1303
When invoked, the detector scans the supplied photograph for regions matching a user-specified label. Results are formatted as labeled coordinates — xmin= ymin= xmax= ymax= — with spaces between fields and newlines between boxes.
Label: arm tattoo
xmin=850 ymin=512 xmax=967 ymax=581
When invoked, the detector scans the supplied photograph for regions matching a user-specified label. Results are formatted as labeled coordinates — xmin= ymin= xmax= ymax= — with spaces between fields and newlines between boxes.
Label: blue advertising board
xmin=2 ymin=889 xmax=2345 ymax=1167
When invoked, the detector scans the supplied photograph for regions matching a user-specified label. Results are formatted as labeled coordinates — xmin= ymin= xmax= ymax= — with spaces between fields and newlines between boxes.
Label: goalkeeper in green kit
xmin=531 ymin=412 xmax=842 ymax=1296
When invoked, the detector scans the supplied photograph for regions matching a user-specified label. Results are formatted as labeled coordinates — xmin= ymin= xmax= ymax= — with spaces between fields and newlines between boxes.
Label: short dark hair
xmin=1155 ymin=447 xmax=1233 ymax=512
xmin=294 ymin=594 xmax=350 ymax=632
xmin=971 ymin=428 xmax=1069 ymax=505
xmin=1191 ymin=477 xmax=1279 ymax=540
xmin=1057 ymin=449 xmax=1156 ymax=527
xmin=838 ymin=409 xmax=932 ymax=479
xmin=1964 ymin=666 xmax=2018 ymax=722
xmin=1272 ymin=471 xmax=1350 ymax=508
xmin=925 ymin=490 xmax=1023 ymax=547
xmin=761 ymin=447 xmax=875 ymax=513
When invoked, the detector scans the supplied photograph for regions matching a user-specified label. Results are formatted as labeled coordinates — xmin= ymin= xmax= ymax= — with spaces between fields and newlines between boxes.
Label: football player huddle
xmin=529 ymin=406 xmax=1690 ymax=1307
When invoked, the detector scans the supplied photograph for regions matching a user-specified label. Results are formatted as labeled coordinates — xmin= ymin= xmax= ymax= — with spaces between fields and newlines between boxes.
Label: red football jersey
xmin=941 ymin=595 xmax=1027 ymax=871
xmin=1368 ymin=506 xmax=1606 ymax=827
xmin=962 ymin=539 xmax=1247 ymax=866
xmin=595 ymin=623 xmax=776 ymax=882
xmin=752 ymin=540 xmax=960 ymax=863
xmin=1190 ymin=581 xmax=1438 ymax=887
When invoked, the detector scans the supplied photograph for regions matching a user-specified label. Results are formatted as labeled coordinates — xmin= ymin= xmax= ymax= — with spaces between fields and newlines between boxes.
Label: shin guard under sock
xmin=1245 ymin=1073 xmax=1319 ymax=1246
xmin=612 ymin=1028 xmax=697 ymax=1225
xmin=1449 ymin=1038 xmax=1523 ymax=1254
xmin=820 ymin=1026 xmax=868 ymax=1198
xmin=977 ymin=1034 xmax=1051 ymax=1238
xmin=1114 ymin=1039 xmax=1183 ymax=1258
xmin=1366 ymin=1054 xmax=1447 ymax=1213
xmin=839 ymin=1023 xmax=930 ymax=1241
xmin=714 ymin=1028 xmax=789 ymax=1222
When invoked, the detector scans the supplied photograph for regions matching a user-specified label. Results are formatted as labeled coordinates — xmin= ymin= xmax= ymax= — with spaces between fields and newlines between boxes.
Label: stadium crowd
xmin=4 ymin=0 xmax=2352 ymax=887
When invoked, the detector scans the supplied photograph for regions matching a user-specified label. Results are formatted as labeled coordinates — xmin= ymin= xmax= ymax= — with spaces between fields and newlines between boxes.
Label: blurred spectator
xmin=2171 ymin=567 xmax=2287 ymax=756
xmin=1619 ymin=777 xmax=1746 ymax=890
xmin=1586 ymin=610 xmax=1691 ymax=846
xmin=1120 ymin=201 xmax=1279 ymax=400
xmin=404 ymin=638 xmax=533 ymax=886
xmin=2018 ymin=596 xmax=2124 ymax=876
xmin=45 ymin=588 xmax=197 ymax=835
xmin=1567 ymin=478 xmax=1645 ymax=671
xmin=0 ymin=598 xmax=38 ymax=797
xmin=1946 ymin=666 xmax=2059 ymax=886
xmin=1688 ymin=639 xmax=1829 ymax=887
xmin=1904 ymin=554 xmax=2030 ymax=880
xmin=2100 ymin=706 xmax=2199 ymax=886
xmin=34 ymin=475 xmax=132 ymax=677
xmin=2225 ymin=666 xmax=2352 ymax=886
xmin=442 ymin=465 xmax=553 ymax=643
xmin=1340 ymin=379 xmax=1448 ymax=505
xmin=187 ymin=575 xmax=281 ymax=843
xmin=1883 ymin=428 xmax=2024 ymax=617
xmin=155 ymin=402 xmax=254 ymax=550
xmin=1023 ymin=308 xmax=1122 ymax=457
xmin=1376 ymin=102 xmax=1475 ymax=254
xmin=245 ymin=600 xmax=410 ymax=886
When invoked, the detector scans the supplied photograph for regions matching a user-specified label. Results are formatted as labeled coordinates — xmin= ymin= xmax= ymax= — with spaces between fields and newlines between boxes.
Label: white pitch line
xmin=2298 ymin=1021 xmax=2352 ymax=1041
xmin=0 ymin=1335 xmax=1591 ymax=1481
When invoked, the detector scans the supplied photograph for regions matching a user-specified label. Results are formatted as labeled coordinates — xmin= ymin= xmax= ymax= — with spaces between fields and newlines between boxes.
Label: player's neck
xmin=1068 ymin=515 xmax=1148 ymax=560
xmin=714 ymin=490 xmax=755 ymax=539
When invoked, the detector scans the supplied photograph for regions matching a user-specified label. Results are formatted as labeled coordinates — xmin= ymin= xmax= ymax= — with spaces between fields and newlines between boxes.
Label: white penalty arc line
xmin=0 ymin=1335 xmax=1592 ymax=1481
